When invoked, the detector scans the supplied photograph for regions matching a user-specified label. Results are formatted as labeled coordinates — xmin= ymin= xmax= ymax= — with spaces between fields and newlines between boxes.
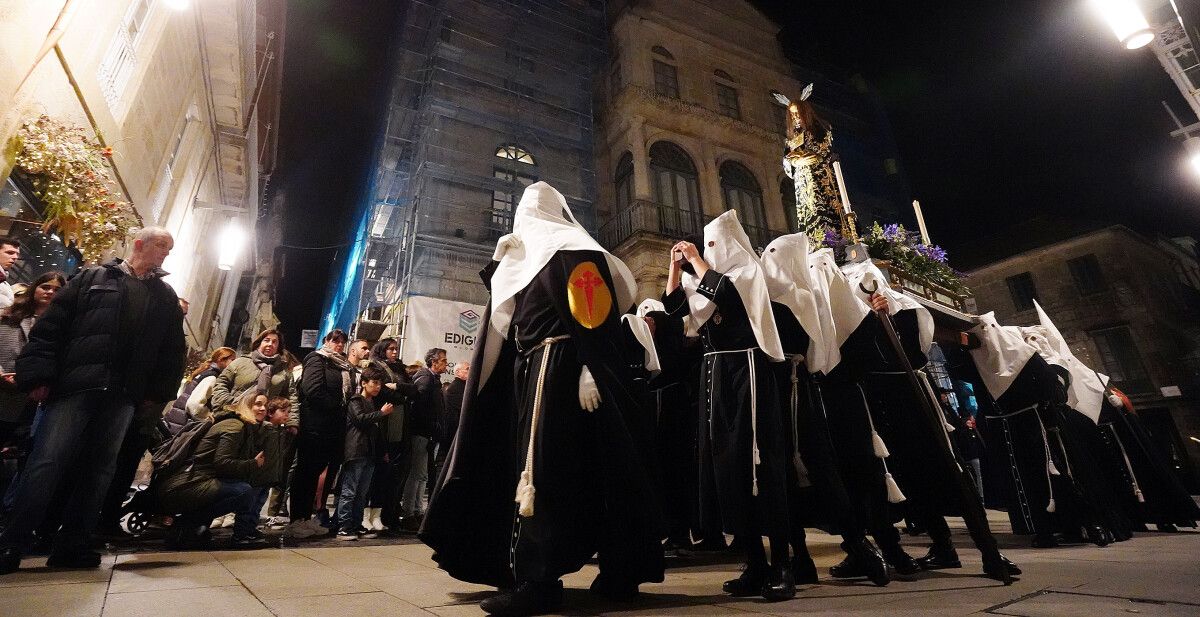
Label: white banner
xmin=400 ymin=296 xmax=485 ymax=374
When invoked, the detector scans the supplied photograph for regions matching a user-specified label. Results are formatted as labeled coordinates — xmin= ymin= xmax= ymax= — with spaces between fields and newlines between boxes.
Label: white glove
xmin=492 ymin=233 xmax=522 ymax=261
xmin=578 ymin=366 xmax=601 ymax=412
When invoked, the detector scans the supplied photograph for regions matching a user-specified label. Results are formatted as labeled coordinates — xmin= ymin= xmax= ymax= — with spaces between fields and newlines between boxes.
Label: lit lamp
xmin=1186 ymin=136 xmax=1200 ymax=175
xmin=1094 ymin=0 xmax=1155 ymax=49
xmin=163 ymin=0 xmax=192 ymax=10
xmin=217 ymin=219 xmax=246 ymax=271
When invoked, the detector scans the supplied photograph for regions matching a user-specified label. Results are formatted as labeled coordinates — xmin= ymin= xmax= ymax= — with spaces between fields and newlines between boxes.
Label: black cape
xmin=419 ymin=250 xmax=664 ymax=588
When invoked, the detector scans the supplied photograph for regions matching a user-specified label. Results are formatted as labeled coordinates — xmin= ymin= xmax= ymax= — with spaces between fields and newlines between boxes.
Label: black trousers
xmin=289 ymin=434 xmax=343 ymax=521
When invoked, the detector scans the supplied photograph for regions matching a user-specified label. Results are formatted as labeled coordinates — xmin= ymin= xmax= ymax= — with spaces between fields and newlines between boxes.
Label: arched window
xmin=492 ymin=144 xmax=537 ymax=238
xmin=495 ymin=144 xmax=535 ymax=165
xmin=649 ymin=141 xmax=702 ymax=235
xmin=651 ymin=46 xmax=679 ymax=99
xmin=721 ymin=161 xmax=766 ymax=236
xmin=614 ymin=152 xmax=634 ymax=213
xmin=780 ymin=177 xmax=797 ymax=232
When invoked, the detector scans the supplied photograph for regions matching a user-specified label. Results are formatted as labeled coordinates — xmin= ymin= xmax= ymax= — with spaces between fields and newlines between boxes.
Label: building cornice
xmin=967 ymin=224 xmax=1154 ymax=274
xmin=601 ymin=85 xmax=779 ymax=149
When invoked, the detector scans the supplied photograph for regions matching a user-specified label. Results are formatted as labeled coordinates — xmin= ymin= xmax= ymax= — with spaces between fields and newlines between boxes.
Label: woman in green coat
xmin=158 ymin=394 xmax=267 ymax=548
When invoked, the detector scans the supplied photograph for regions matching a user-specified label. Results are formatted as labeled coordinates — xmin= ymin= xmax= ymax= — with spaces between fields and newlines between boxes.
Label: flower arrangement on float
xmin=823 ymin=221 xmax=969 ymax=295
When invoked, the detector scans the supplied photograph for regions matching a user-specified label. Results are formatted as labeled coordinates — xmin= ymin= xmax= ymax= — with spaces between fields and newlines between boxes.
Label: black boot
xmin=1085 ymin=525 xmax=1110 ymax=547
xmin=879 ymin=543 xmax=920 ymax=576
xmin=479 ymin=580 xmax=564 ymax=617
xmin=722 ymin=564 xmax=767 ymax=597
xmin=761 ymin=563 xmax=796 ymax=602
xmin=915 ymin=545 xmax=961 ymax=570
xmin=590 ymin=572 xmax=639 ymax=601
xmin=981 ymin=553 xmax=1017 ymax=585
xmin=1031 ymin=532 xmax=1058 ymax=548
xmin=792 ymin=553 xmax=818 ymax=584
xmin=46 ymin=550 xmax=102 ymax=569
xmin=0 ymin=547 xmax=21 ymax=575
xmin=832 ymin=539 xmax=891 ymax=587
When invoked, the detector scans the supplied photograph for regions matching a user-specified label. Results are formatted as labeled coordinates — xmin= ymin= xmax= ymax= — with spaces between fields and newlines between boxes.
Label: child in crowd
xmin=336 ymin=367 xmax=394 ymax=540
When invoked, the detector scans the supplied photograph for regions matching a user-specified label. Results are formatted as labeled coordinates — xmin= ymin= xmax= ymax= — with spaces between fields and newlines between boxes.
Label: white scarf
xmin=761 ymin=233 xmax=830 ymax=372
xmin=968 ymin=312 xmax=1038 ymax=400
xmin=1028 ymin=301 xmax=1107 ymax=423
xmin=841 ymin=259 xmax=934 ymax=354
xmin=679 ymin=210 xmax=783 ymax=362
xmin=620 ymin=298 xmax=664 ymax=374
xmin=481 ymin=182 xmax=637 ymax=387
xmin=806 ymin=248 xmax=871 ymax=375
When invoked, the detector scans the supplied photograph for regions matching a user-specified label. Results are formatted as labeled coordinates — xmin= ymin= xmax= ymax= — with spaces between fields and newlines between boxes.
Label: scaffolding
xmin=327 ymin=0 xmax=607 ymax=339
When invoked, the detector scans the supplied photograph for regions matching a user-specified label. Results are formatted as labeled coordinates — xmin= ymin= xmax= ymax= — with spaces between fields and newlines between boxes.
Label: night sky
xmin=271 ymin=0 xmax=1200 ymax=341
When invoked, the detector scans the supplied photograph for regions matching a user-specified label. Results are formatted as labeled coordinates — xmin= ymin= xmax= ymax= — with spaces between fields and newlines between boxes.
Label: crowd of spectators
xmin=0 ymin=229 xmax=469 ymax=573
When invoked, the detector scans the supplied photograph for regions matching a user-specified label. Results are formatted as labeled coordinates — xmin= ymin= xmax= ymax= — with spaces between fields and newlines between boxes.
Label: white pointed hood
xmin=968 ymin=311 xmax=1038 ymax=400
xmin=841 ymin=259 xmax=935 ymax=354
xmin=680 ymin=210 xmax=784 ymax=361
xmin=1030 ymin=301 xmax=1106 ymax=423
xmin=805 ymin=248 xmax=871 ymax=374
xmin=482 ymin=181 xmax=637 ymax=386
xmin=621 ymin=298 xmax=665 ymax=374
xmin=762 ymin=233 xmax=830 ymax=372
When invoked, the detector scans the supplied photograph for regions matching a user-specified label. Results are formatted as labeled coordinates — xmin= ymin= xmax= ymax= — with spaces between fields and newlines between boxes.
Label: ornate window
xmin=492 ymin=144 xmax=537 ymax=237
xmin=715 ymin=83 xmax=741 ymax=119
xmin=1006 ymin=272 xmax=1038 ymax=311
xmin=720 ymin=161 xmax=766 ymax=236
xmin=495 ymin=144 xmax=535 ymax=165
xmin=649 ymin=142 xmax=702 ymax=235
xmin=653 ymin=60 xmax=679 ymax=99
xmin=614 ymin=153 xmax=634 ymax=212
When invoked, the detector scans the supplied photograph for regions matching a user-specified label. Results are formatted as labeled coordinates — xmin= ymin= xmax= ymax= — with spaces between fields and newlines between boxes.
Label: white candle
xmin=913 ymin=199 xmax=931 ymax=245
xmin=832 ymin=160 xmax=852 ymax=214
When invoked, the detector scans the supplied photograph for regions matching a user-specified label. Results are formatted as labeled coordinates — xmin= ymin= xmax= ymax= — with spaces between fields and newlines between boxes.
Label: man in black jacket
xmin=0 ymin=227 xmax=185 ymax=574
xmin=397 ymin=347 xmax=446 ymax=532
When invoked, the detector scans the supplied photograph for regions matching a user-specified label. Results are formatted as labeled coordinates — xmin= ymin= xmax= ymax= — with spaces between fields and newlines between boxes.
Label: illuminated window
xmin=495 ymin=144 xmax=535 ymax=165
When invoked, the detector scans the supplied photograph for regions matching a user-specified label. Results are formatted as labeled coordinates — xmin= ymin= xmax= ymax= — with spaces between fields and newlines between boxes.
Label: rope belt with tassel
xmin=705 ymin=347 xmax=762 ymax=496
xmin=514 ymin=334 xmax=571 ymax=517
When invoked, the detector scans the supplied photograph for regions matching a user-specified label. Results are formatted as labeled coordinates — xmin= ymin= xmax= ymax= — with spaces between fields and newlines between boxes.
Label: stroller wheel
xmin=122 ymin=511 xmax=152 ymax=536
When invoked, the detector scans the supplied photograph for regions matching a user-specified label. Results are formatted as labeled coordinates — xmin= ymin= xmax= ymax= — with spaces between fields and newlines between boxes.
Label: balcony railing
xmin=598 ymin=199 xmax=775 ymax=252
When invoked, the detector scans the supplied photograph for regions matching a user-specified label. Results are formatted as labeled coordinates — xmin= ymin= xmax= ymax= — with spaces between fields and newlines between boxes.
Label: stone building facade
xmin=968 ymin=225 xmax=1200 ymax=489
xmin=593 ymin=0 xmax=908 ymax=300
xmin=0 ymin=0 xmax=283 ymax=352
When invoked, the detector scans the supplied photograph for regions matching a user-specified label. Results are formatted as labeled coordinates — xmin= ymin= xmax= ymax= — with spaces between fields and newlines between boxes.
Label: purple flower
xmin=882 ymin=223 xmax=902 ymax=241
xmin=914 ymin=244 xmax=948 ymax=263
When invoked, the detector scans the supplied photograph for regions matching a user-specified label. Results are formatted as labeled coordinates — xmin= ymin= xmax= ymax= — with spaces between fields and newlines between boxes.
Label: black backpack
xmin=150 ymin=415 xmax=214 ymax=478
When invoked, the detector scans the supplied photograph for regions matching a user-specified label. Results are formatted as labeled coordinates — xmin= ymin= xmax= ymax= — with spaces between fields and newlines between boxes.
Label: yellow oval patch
xmin=567 ymin=261 xmax=612 ymax=329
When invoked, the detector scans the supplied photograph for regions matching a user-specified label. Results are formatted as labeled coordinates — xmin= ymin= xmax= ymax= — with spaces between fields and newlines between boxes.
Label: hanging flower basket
xmin=7 ymin=115 xmax=138 ymax=263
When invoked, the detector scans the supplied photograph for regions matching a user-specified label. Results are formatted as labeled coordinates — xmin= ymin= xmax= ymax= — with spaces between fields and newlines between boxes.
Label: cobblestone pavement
xmin=4 ymin=510 xmax=1199 ymax=616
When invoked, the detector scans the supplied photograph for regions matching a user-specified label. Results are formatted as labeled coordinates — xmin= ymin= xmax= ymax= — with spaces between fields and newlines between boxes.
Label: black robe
xmin=1097 ymin=400 xmax=1200 ymax=528
xmin=420 ymin=250 xmax=664 ymax=588
xmin=664 ymin=271 xmax=790 ymax=538
xmin=818 ymin=316 xmax=899 ymax=534
xmin=771 ymin=302 xmax=856 ymax=535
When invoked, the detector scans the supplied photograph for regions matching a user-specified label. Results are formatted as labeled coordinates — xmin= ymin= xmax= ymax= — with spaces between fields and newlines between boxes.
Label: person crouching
xmin=157 ymin=392 xmax=269 ymax=548
xmin=336 ymin=367 xmax=394 ymax=540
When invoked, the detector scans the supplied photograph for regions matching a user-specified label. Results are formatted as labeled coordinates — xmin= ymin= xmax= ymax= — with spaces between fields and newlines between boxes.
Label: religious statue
xmin=775 ymin=86 xmax=848 ymax=243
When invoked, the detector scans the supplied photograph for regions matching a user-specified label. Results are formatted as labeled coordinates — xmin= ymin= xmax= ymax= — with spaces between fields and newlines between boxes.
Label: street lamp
xmin=1094 ymin=0 xmax=1155 ymax=49
xmin=163 ymin=0 xmax=192 ymax=10
xmin=217 ymin=219 xmax=246 ymax=271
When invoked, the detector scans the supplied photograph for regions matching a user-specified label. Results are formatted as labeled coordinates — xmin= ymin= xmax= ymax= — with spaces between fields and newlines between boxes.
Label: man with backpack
xmin=0 ymin=228 xmax=186 ymax=574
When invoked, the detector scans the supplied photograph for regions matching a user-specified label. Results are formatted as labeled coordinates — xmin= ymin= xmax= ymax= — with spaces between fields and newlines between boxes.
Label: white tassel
xmin=1135 ymin=489 xmax=1145 ymax=503
xmin=752 ymin=478 xmax=759 ymax=496
xmin=1046 ymin=498 xmax=1056 ymax=513
xmin=794 ymin=452 xmax=812 ymax=488
xmin=872 ymin=431 xmax=890 ymax=459
xmin=1048 ymin=459 xmax=1061 ymax=476
xmin=885 ymin=472 xmax=906 ymax=503
xmin=515 ymin=470 xmax=536 ymax=517
xmin=944 ymin=420 xmax=956 ymax=433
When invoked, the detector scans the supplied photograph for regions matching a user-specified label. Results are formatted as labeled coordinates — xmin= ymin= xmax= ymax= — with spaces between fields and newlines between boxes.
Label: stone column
xmin=700 ymin=140 xmax=723 ymax=217
xmin=629 ymin=116 xmax=653 ymax=200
